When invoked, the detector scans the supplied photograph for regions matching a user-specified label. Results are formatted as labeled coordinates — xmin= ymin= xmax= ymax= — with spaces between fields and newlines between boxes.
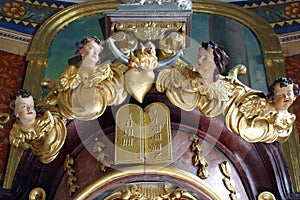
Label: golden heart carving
xmin=124 ymin=68 xmax=155 ymax=103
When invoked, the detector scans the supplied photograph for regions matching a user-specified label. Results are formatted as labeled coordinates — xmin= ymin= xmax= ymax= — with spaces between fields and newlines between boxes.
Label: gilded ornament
xmin=257 ymin=191 xmax=276 ymax=200
xmin=225 ymin=77 xmax=299 ymax=143
xmin=64 ymin=154 xmax=80 ymax=197
xmin=0 ymin=113 xmax=10 ymax=129
xmin=115 ymin=103 xmax=172 ymax=164
xmin=29 ymin=187 xmax=46 ymax=200
xmin=92 ymin=138 xmax=112 ymax=172
xmin=125 ymin=41 xmax=158 ymax=103
xmin=219 ymin=161 xmax=241 ymax=200
xmin=103 ymin=183 xmax=198 ymax=200
xmin=8 ymin=89 xmax=67 ymax=164
xmin=190 ymin=134 xmax=209 ymax=179
xmin=112 ymin=22 xmax=183 ymax=41
xmin=110 ymin=31 xmax=138 ymax=56
xmin=159 ymin=32 xmax=184 ymax=58
xmin=107 ymin=21 xmax=185 ymax=70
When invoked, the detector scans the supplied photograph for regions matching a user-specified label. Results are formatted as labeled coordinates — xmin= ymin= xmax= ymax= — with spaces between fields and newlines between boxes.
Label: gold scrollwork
xmin=219 ymin=161 xmax=241 ymax=200
xmin=64 ymin=154 xmax=80 ymax=197
xmin=190 ymin=134 xmax=209 ymax=179
xmin=92 ymin=138 xmax=112 ymax=172
xmin=103 ymin=183 xmax=198 ymax=200
xmin=0 ymin=113 xmax=10 ymax=129
xmin=74 ymin=166 xmax=222 ymax=200
xmin=112 ymin=21 xmax=183 ymax=41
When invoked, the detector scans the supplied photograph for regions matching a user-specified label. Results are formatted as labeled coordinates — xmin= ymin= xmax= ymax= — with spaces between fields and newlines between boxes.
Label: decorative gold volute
xmin=0 ymin=113 xmax=10 ymax=129
xmin=257 ymin=191 xmax=276 ymax=200
xmin=103 ymin=183 xmax=198 ymax=200
xmin=29 ymin=187 xmax=46 ymax=200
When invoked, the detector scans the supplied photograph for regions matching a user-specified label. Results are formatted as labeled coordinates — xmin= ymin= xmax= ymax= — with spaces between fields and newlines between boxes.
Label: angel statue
xmin=156 ymin=41 xmax=234 ymax=117
xmin=157 ymin=40 xmax=299 ymax=143
xmin=225 ymin=77 xmax=299 ymax=143
xmin=42 ymin=36 xmax=127 ymax=121
xmin=8 ymin=89 xmax=67 ymax=164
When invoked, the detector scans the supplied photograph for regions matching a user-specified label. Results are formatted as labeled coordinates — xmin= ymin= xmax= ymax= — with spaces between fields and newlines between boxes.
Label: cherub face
xmin=195 ymin=47 xmax=216 ymax=80
xmin=80 ymin=40 xmax=103 ymax=66
xmin=273 ymin=83 xmax=296 ymax=111
xmin=15 ymin=96 xmax=36 ymax=126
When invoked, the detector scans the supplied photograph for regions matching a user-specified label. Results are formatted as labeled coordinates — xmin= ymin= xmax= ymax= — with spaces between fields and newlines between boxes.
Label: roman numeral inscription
xmin=115 ymin=103 xmax=172 ymax=165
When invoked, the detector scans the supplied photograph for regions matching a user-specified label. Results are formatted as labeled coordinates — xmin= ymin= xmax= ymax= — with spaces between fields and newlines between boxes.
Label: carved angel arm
xmin=156 ymin=66 xmax=199 ymax=111
xmin=31 ymin=111 xmax=67 ymax=163
xmin=34 ymin=110 xmax=54 ymax=135
xmin=59 ymin=65 xmax=81 ymax=91
xmin=97 ymin=65 xmax=127 ymax=106
xmin=89 ymin=63 xmax=113 ymax=86
xmin=9 ymin=123 xmax=31 ymax=151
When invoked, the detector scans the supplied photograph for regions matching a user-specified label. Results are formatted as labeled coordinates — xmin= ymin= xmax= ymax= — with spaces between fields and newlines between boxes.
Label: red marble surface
xmin=285 ymin=54 xmax=300 ymax=140
xmin=0 ymin=50 xmax=26 ymax=186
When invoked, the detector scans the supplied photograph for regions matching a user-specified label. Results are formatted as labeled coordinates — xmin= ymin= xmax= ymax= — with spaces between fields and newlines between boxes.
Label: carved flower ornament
xmin=285 ymin=2 xmax=300 ymax=19
xmin=2 ymin=2 xmax=26 ymax=18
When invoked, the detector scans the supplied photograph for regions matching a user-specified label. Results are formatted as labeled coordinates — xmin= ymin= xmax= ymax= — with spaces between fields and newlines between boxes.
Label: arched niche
xmin=24 ymin=0 xmax=285 ymax=97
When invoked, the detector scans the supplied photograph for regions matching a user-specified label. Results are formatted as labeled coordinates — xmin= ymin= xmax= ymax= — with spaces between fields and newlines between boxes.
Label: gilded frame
xmin=6 ymin=0 xmax=298 ymax=193
xmin=73 ymin=166 xmax=221 ymax=200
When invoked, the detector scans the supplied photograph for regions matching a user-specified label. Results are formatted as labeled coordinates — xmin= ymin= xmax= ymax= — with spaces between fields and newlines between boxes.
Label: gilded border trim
xmin=73 ymin=166 xmax=221 ymax=200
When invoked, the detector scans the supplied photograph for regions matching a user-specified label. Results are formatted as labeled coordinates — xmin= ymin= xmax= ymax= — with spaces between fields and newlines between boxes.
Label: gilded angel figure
xmin=8 ymin=89 xmax=67 ymax=164
xmin=50 ymin=36 xmax=126 ymax=120
xmin=156 ymin=41 xmax=234 ymax=117
xmin=226 ymin=77 xmax=299 ymax=143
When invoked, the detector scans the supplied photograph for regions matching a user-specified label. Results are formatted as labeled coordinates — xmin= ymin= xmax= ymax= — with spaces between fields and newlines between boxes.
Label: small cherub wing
xmin=239 ymin=95 xmax=267 ymax=119
xmin=59 ymin=65 xmax=81 ymax=91
xmin=35 ymin=111 xmax=55 ymax=135
xmin=156 ymin=66 xmax=199 ymax=111
xmin=90 ymin=63 xmax=113 ymax=85
xmin=156 ymin=65 xmax=194 ymax=92
xmin=9 ymin=124 xmax=30 ymax=150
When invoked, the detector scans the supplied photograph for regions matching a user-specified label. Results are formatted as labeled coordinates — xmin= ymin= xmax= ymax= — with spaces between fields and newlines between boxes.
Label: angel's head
xmin=9 ymin=89 xmax=38 ymax=129
xmin=195 ymin=41 xmax=229 ymax=83
xmin=267 ymin=77 xmax=299 ymax=111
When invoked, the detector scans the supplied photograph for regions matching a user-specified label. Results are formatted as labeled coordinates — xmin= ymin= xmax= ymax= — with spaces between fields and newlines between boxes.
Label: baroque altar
xmin=1 ymin=0 xmax=300 ymax=200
